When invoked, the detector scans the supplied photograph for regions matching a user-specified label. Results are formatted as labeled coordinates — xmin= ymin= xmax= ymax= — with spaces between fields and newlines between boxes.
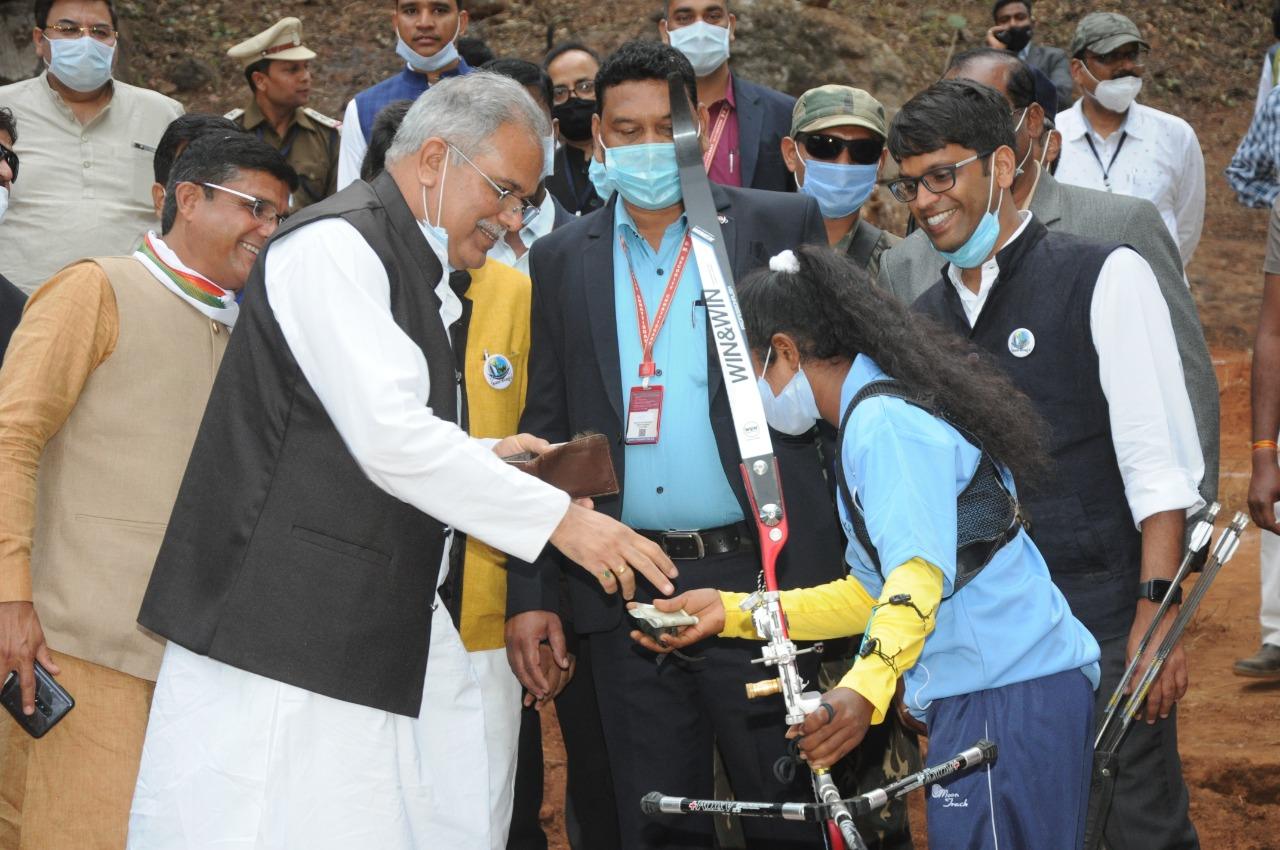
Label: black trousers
xmin=589 ymin=550 xmax=824 ymax=850
xmin=508 ymin=634 xmax=621 ymax=850
xmin=1092 ymin=633 xmax=1200 ymax=849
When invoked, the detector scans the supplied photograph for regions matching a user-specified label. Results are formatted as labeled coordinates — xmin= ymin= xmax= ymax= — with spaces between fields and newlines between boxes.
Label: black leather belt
xmin=637 ymin=522 xmax=756 ymax=560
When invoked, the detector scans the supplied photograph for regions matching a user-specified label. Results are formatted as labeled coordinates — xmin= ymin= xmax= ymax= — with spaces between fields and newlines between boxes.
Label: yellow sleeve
xmin=0 ymin=264 xmax=118 ymax=602
xmin=838 ymin=558 xmax=943 ymax=724
xmin=718 ymin=574 xmax=878 ymax=641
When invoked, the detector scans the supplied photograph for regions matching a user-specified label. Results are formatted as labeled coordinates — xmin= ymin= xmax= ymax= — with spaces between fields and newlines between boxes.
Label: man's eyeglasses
xmin=884 ymin=151 xmax=991 ymax=203
xmin=795 ymin=132 xmax=884 ymax=165
xmin=200 ymin=183 xmax=287 ymax=227
xmin=1085 ymin=44 xmax=1148 ymax=70
xmin=0 ymin=142 xmax=18 ymax=183
xmin=448 ymin=144 xmax=540 ymax=227
xmin=552 ymin=80 xmax=596 ymax=105
xmin=43 ymin=20 xmax=118 ymax=43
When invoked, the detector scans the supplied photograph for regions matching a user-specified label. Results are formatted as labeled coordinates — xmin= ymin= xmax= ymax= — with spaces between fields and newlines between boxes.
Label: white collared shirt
xmin=946 ymin=211 xmax=1204 ymax=528
xmin=486 ymin=191 xmax=557 ymax=275
xmin=1054 ymin=99 xmax=1205 ymax=267
xmin=945 ymin=210 xmax=1034 ymax=326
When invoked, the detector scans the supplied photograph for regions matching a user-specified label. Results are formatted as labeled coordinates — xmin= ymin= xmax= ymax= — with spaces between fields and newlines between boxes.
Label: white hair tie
xmin=769 ymin=249 xmax=801 ymax=274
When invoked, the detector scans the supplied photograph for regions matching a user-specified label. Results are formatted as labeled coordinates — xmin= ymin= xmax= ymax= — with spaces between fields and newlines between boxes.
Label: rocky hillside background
xmin=1 ymin=0 xmax=1269 ymax=240
xmin=0 ymin=0 xmax=1267 ymax=123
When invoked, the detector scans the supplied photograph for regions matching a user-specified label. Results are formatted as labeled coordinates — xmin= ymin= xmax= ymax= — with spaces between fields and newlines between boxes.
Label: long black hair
xmin=738 ymin=245 xmax=1048 ymax=482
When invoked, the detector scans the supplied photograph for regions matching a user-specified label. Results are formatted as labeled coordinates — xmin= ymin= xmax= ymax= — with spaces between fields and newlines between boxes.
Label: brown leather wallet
xmin=502 ymin=433 xmax=619 ymax=499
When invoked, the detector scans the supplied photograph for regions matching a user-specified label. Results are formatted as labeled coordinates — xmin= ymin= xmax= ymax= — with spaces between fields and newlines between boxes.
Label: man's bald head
xmin=945 ymin=48 xmax=1045 ymax=177
xmin=945 ymin=47 xmax=1035 ymax=110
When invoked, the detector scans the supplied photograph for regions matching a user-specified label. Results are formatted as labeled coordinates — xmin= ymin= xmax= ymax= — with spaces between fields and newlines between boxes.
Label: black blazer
xmin=546 ymin=145 xmax=605 ymax=216
xmin=506 ymin=184 xmax=841 ymax=632
xmin=733 ymin=76 xmax=797 ymax=193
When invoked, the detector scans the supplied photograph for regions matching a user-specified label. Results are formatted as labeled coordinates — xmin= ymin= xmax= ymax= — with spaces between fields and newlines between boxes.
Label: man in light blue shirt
xmin=612 ymin=202 xmax=742 ymax=531
xmin=505 ymin=40 xmax=839 ymax=850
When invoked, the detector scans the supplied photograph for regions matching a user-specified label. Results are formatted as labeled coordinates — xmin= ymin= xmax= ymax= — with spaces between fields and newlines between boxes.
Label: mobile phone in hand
xmin=1 ymin=661 xmax=74 ymax=738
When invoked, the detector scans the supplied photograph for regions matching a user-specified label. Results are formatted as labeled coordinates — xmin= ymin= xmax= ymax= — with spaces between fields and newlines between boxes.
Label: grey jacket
xmin=1025 ymin=42 xmax=1074 ymax=108
xmin=877 ymin=170 xmax=1220 ymax=504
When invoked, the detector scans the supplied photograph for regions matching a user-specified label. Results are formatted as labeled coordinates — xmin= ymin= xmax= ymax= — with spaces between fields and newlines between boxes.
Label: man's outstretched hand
xmin=550 ymin=501 xmax=678 ymax=600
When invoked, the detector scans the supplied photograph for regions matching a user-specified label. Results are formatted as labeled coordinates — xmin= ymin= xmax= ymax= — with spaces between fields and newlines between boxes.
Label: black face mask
xmin=553 ymin=97 xmax=596 ymax=143
xmin=996 ymin=25 xmax=1033 ymax=52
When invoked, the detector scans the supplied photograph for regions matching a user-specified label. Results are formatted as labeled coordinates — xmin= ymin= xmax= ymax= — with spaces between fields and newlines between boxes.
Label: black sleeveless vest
xmin=139 ymin=172 xmax=461 ymax=716
xmin=913 ymin=219 xmax=1142 ymax=640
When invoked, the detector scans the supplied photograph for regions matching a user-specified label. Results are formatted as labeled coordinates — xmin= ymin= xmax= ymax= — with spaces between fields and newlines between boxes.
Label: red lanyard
xmin=703 ymin=105 xmax=731 ymax=172
xmin=621 ymin=233 xmax=694 ymax=386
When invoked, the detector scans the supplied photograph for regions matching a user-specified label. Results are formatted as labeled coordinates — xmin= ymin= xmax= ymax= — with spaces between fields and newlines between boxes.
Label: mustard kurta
xmin=456 ymin=258 xmax=533 ymax=651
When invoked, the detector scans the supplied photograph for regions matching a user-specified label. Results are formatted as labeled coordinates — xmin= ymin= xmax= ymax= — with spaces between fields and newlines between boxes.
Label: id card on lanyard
xmin=622 ymin=233 xmax=693 ymax=445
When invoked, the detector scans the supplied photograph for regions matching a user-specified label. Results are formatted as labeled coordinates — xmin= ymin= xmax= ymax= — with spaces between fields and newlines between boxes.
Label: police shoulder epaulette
xmin=302 ymin=107 xmax=342 ymax=130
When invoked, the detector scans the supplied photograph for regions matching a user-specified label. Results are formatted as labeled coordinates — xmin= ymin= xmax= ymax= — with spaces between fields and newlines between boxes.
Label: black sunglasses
xmin=795 ymin=132 xmax=884 ymax=165
xmin=0 ymin=141 xmax=17 ymax=183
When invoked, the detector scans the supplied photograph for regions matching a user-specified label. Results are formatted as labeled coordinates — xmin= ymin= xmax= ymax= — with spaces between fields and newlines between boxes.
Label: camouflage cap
xmin=1070 ymin=11 xmax=1148 ymax=58
xmin=791 ymin=85 xmax=887 ymax=139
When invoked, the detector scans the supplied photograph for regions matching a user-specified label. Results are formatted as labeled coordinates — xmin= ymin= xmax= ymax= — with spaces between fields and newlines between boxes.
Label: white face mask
xmin=395 ymin=20 xmax=461 ymax=74
xmin=667 ymin=21 xmax=731 ymax=77
xmin=0 ymin=186 xmax=8 ymax=225
xmin=1084 ymin=65 xmax=1143 ymax=113
xmin=756 ymin=348 xmax=820 ymax=436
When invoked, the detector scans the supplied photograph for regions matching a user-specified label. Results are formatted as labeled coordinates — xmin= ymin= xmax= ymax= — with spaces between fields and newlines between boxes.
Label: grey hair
xmin=386 ymin=70 xmax=551 ymax=165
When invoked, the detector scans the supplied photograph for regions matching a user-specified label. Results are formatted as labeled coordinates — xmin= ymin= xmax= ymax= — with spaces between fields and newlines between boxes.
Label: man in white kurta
xmin=126 ymin=72 xmax=675 ymax=850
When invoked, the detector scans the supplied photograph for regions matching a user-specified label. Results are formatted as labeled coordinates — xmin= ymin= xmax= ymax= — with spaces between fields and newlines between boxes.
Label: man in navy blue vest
xmin=898 ymin=80 xmax=1203 ymax=849
xmin=336 ymin=0 xmax=472 ymax=188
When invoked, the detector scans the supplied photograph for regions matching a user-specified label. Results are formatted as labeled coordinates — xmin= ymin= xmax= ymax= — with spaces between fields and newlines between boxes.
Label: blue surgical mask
xmin=939 ymin=159 xmax=1004 ymax=270
xmin=602 ymin=141 xmax=682 ymax=210
xmin=667 ymin=21 xmax=731 ymax=77
xmin=45 ymin=35 xmax=114 ymax=93
xmin=395 ymin=23 xmax=460 ymax=74
xmin=418 ymin=154 xmax=453 ymax=273
xmin=588 ymin=154 xmax=613 ymax=199
xmin=798 ymin=159 xmax=878 ymax=219
xmin=757 ymin=349 xmax=820 ymax=436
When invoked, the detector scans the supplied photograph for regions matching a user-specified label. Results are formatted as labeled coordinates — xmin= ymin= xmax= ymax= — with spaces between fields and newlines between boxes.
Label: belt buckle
xmin=663 ymin=531 xmax=706 ymax=560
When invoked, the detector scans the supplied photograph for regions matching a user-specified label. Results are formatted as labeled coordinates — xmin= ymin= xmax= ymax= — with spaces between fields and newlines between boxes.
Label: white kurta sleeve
xmin=264 ymin=218 xmax=570 ymax=562
xmin=336 ymin=99 xmax=367 ymax=191
xmin=1090 ymin=247 xmax=1205 ymax=528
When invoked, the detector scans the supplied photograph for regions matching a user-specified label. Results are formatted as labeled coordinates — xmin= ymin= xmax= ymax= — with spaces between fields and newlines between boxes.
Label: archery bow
xmin=662 ymin=71 xmax=857 ymax=850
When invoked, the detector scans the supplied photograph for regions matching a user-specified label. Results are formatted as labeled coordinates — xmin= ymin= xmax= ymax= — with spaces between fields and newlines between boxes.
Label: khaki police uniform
xmin=225 ymin=101 xmax=339 ymax=211
xmin=225 ymin=17 xmax=339 ymax=212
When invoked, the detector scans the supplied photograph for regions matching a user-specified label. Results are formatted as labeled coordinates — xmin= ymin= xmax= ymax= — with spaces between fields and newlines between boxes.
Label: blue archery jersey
xmin=838 ymin=354 xmax=1101 ymax=716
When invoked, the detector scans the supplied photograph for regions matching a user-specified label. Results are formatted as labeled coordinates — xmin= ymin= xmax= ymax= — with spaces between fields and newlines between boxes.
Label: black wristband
xmin=1137 ymin=579 xmax=1182 ymax=605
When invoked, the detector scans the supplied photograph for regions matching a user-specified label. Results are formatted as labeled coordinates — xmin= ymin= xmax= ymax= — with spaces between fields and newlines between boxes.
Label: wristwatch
xmin=1137 ymin=579 xmax=1182 ymax=605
